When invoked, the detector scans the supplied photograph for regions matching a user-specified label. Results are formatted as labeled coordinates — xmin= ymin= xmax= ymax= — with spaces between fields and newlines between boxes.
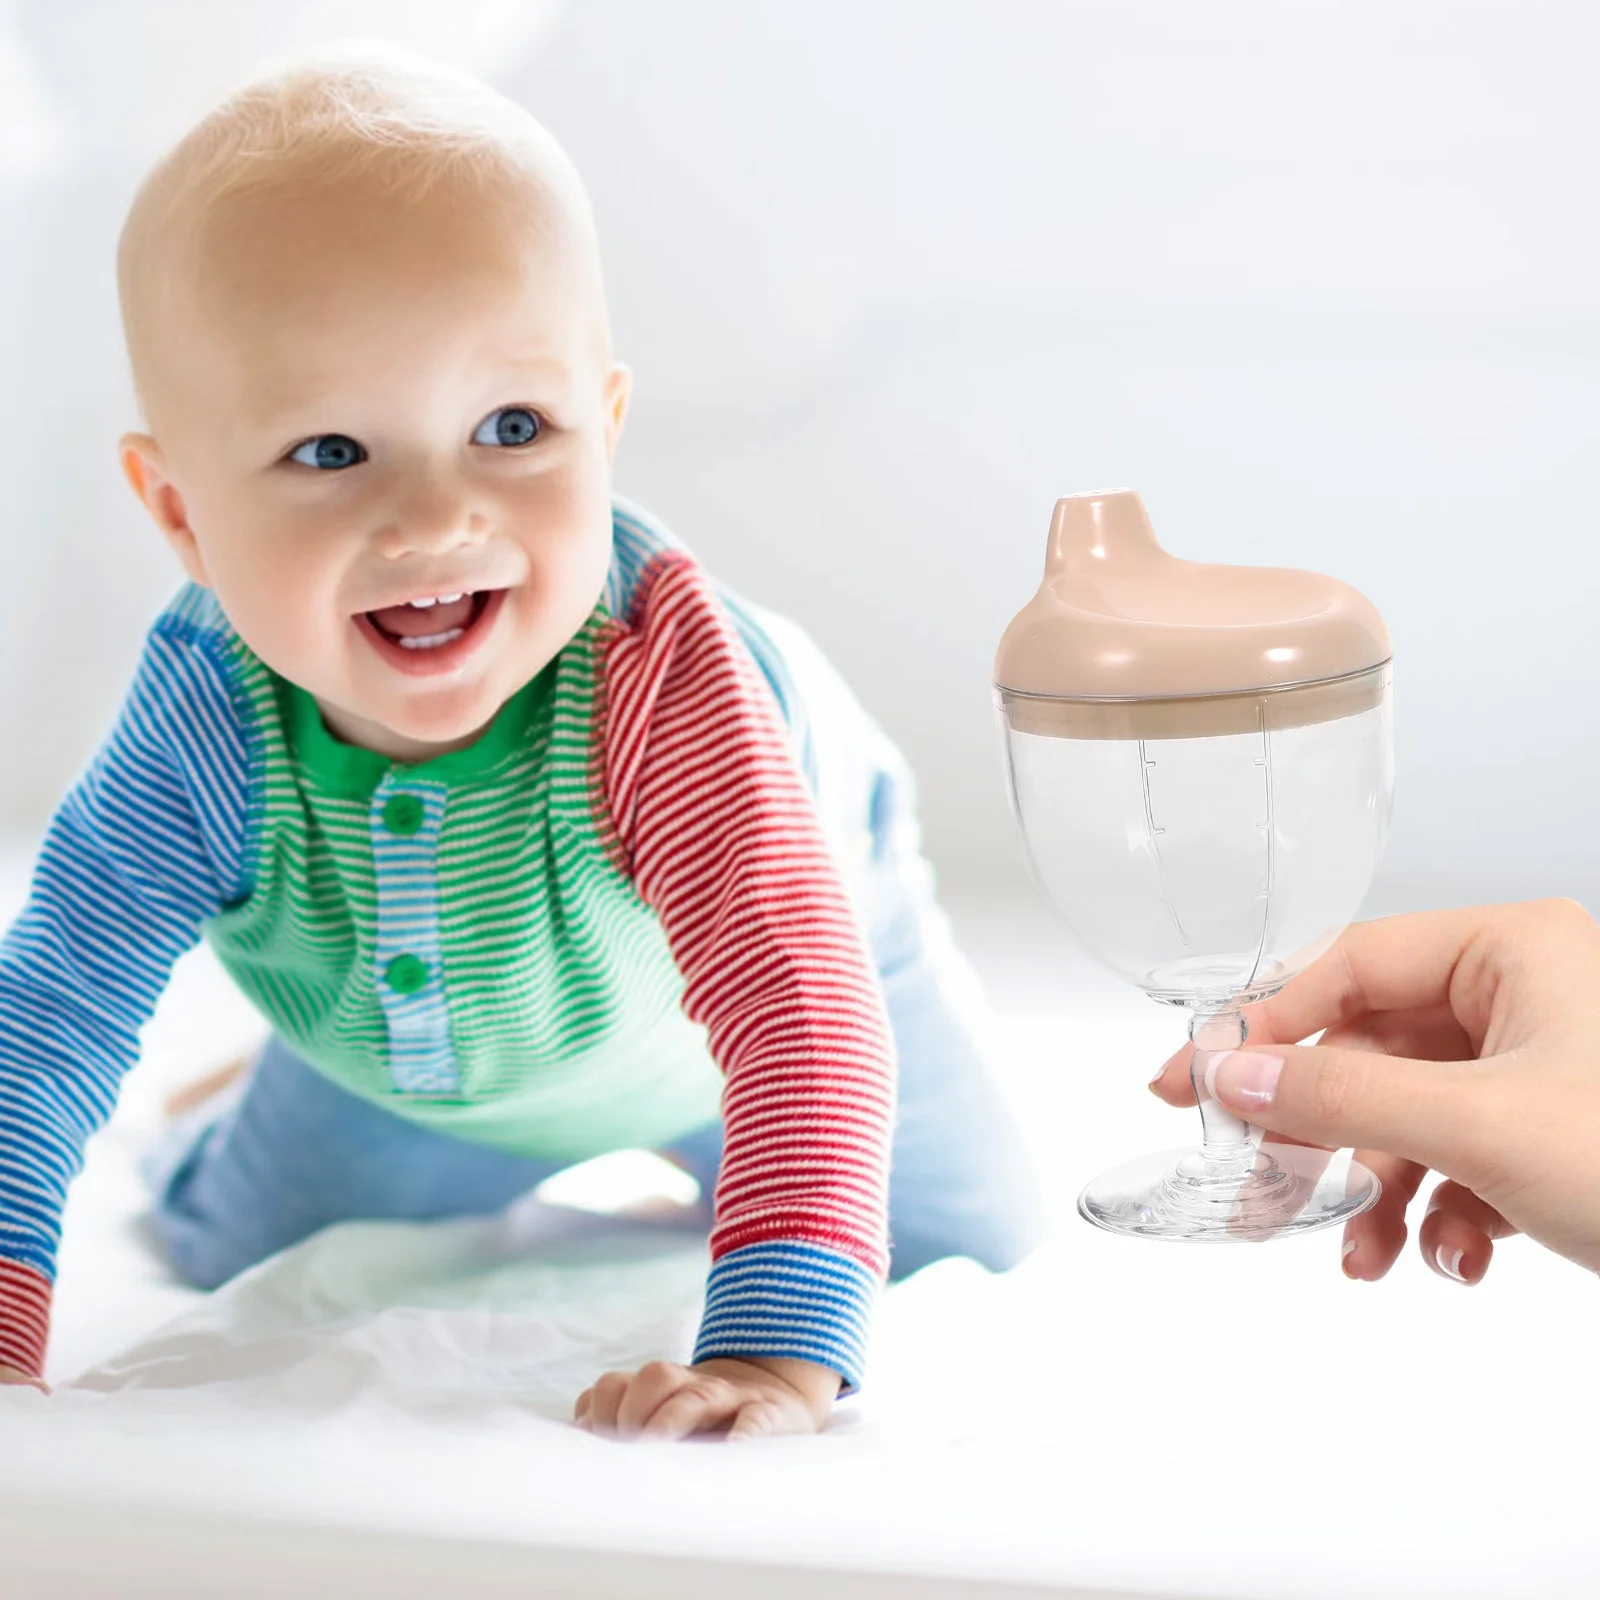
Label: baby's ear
xmin=119 ymin=433 xmax=210 ymax=587
xmin=603 ymin=364 xmax=632 ymax=464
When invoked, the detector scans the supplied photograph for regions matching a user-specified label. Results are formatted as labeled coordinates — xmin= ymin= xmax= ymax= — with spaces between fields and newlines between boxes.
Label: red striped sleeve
xmin=0 ymin=1258 xmax=51 ymax=1380
xmin=597 ymin=552 xmax=895 ymax=1281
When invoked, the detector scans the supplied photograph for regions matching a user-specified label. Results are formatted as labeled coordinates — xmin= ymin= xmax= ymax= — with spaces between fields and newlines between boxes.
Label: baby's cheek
xmin=217 ymin=546 xmax=350 ymax=687
xmin=516 ymin=462 xmax=602 ymax=541
xmin=517 ymin=476 xmax=612 ymax=593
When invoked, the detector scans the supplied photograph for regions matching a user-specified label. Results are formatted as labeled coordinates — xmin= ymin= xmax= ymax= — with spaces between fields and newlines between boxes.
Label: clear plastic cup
xmin=997 ymin=665 xmax=1394 ymax=1240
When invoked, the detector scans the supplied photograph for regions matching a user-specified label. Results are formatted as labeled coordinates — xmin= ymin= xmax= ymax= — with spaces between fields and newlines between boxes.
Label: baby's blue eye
xmin=473 ymin=407 xmax=542 ymax=448
xmin=290 ymin=435 xmax=367 ymax=470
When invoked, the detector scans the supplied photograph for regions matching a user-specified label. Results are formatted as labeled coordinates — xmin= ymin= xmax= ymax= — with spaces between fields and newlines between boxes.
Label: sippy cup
xmin=995 ymin=489 xmax=1393 ymax=1239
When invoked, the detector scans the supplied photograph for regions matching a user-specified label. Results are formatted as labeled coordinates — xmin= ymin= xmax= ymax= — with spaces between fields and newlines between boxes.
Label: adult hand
xmin=575 ymin=1354 xmax=837 ymax=1441
xmin=1148 ymin=900 xmax=1600 ymax=1284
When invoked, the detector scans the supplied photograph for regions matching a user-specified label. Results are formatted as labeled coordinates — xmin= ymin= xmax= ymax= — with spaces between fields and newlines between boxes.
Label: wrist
xmin=694 ymin=1240 xmax=879 ymax=1395
xmin=699 ymin=1354 xmax=841 ymax=1420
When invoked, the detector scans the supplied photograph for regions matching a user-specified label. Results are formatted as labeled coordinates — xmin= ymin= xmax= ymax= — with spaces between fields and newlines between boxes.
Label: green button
xmin=383 ymin=793 xmax=425 ymax=836
xmin=385 ymin=954 xmax=429 ymax=996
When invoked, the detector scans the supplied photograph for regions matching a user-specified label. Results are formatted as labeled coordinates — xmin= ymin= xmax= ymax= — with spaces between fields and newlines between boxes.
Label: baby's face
xmin=124 ymin=177 xmax=628 ymax=759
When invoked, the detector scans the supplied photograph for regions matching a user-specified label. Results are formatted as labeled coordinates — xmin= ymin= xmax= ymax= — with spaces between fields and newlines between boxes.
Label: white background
xmin=1 ymin=0 xmax=1596 ymax=909
xmin=4 ymin=15 xmax=1599 ymax=1592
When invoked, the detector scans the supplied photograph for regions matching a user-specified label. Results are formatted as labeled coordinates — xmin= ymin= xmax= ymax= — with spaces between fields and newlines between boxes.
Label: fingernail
xmin=1436 ymin=1244 xmax=1467 ymax=1283
xmin=1203 ymin=1050 xmax=1284 ymax=1109
xmin=1148 ymin=1061 xmax=1169 ymax=1091
xmin=1341 ymin=1238 xmax=1359 ymax=1277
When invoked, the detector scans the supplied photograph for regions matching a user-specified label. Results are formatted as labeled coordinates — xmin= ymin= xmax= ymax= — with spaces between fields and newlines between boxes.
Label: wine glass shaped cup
xmin=998 ymin=666 xmax=1394 ymax=1240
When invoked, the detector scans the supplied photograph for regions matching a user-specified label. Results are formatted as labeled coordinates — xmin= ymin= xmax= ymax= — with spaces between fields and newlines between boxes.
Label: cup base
xmin=1078 ymin=1143 xmax=1380 ymax=1241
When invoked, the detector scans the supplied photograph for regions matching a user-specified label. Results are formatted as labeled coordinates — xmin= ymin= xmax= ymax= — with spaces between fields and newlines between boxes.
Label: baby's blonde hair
xmin=118 ymin=42 xmax=604 ymax=420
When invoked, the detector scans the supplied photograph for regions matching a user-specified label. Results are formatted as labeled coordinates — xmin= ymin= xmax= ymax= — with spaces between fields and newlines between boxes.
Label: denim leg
xmin=150 ymin=1034 xmax=566 ymax=1289
xmin=870 ymin=887 xmax=1045 ymax=1278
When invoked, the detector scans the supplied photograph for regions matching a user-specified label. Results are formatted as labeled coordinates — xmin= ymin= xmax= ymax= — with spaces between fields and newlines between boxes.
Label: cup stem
xmin=1076 ymin=996 xmax=1380 ymax=1239
xmin=1188 ymin=1006 xmax=1263 ymax=1165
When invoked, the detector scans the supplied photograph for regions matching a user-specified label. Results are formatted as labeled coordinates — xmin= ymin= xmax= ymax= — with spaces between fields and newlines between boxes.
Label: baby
xmin=0 ymin=47 xmax=1039 ymax=1436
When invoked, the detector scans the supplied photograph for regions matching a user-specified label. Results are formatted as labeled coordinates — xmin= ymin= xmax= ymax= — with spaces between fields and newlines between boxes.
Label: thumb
xmin=1206 ymin=1045 xmax=1495 ymax=1175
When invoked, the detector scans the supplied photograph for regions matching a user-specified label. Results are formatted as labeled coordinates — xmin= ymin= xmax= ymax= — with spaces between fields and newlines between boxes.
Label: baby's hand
xmin=575 ymin=1355 xmax=837 ymax=1442
xmin=0 ymin=1363 xmax=47 ymax=1392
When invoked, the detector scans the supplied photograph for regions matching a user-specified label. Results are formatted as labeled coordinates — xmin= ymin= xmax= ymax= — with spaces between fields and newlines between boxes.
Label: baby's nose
xmin=377 ymin=483 xmax=487 ymax=558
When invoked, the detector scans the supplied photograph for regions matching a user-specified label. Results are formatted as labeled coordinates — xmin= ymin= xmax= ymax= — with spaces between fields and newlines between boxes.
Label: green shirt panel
xmin=203 ymin=611 xmax=727 ymax=1161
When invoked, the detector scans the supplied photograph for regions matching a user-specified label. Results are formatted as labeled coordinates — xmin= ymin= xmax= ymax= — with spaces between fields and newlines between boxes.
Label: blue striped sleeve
xmin=692 ymin=1240 xmax=878 ymax=1396
xmin=0 ymin=612 xmax=253 ymax=1286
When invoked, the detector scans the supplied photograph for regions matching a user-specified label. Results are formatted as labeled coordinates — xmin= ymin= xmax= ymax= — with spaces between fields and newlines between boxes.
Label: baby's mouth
xmin=365 ymin=591 xmax=487 ymax=650
xmin=355 ymin=588 xmax=507 ymax=675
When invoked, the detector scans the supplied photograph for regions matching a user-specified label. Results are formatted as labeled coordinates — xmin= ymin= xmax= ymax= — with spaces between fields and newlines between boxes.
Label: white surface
xmin=2 ymin=1 xmax=1599 ymax=907
xmin=4 ymin=893 xmax=1599 ymax=1598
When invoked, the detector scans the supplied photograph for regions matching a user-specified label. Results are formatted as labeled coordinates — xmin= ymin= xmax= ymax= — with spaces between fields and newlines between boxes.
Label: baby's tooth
xmin=398 ymin=628 xmax=465 ymax=650
xmin=409 ymin=597 xmax=437 ymax=609
xmin=437 ymin=593 xmax=464 ymax=604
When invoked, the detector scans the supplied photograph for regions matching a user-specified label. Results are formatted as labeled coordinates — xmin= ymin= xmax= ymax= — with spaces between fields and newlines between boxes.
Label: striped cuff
xmin=693 ymin=1240 xmax=878 ymax=1396
xmin=0 ymin=1258 xmax=52 ymax=1381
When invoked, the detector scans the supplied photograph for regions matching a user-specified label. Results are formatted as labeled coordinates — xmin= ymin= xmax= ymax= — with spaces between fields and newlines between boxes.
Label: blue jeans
xmin=150 ymin=620 xmax=1043 ymax=1290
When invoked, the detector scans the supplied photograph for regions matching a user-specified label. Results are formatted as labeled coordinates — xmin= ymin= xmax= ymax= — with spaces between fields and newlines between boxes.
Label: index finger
xmin=1251 ymin=907 xmax=1494 ymax=1051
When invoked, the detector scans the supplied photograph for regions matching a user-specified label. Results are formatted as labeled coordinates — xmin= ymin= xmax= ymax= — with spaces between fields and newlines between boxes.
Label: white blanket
xmin=3 ymin=899 xmax=1599 ymax=1598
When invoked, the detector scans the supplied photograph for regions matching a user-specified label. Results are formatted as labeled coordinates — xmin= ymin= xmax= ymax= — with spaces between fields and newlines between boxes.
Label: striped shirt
xmin=0 ymin=501 xmax=895 ymax=1389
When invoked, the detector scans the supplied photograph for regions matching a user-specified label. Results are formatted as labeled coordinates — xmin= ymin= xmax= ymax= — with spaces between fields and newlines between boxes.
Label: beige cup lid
xmin=994 ymin=489 xmax=1391 ymax=701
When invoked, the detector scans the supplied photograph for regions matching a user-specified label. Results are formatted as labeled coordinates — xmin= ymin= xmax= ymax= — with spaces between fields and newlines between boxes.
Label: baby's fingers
xmin=615 ymin=1361 xmax=704 ymax=1437
xmin=1419 ymin=1180 xmax=1517 ymax=1286
xmin=727 ymin=1397 xmax=788 ymax=1441
xmin=637 ymin=1374 xmax=741 ymax=1441
xmin=574 ymin=1370 xmax=630 ymax=1433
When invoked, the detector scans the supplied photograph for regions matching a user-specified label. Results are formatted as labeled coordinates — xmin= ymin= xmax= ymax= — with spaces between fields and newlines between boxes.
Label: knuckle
xmin=1528 ymin=895 xmax=1589 ymax=927
xmin=1446 ymin=1130 xmax=1522 ymax=1206
xmin=1303 ymin=1049 xmax=1363 ymax=1123
xmin=1518 ymin=897 xmax=1598 ymax=953
xmin=638 ymin=1360 xmax=682 ymax=1385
